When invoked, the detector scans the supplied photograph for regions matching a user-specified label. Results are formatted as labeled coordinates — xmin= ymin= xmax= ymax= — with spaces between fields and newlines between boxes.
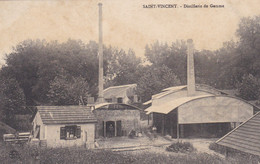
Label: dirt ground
xmin=96 ymin=134 xmax=224 ymax=158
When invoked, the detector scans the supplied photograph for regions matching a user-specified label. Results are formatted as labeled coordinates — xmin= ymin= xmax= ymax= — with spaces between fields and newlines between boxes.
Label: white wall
xmin=32 ymin=112 xmax=45 ymax=140
xmin=45 ymin=123 xmax=95 ymax=148
xmin=178 ymin=96 xmax=253 ymax=124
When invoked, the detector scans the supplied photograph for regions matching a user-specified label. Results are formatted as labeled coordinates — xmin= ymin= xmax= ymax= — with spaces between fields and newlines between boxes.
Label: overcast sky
xmin=0 ymin=0 xmax=260 ymax=66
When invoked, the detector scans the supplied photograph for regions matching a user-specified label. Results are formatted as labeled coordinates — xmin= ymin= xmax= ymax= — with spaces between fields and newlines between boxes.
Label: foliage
xmin=136 ymin=65 xmax=181 ymax=102
xmin=0 ymin=142 xmax=250 ymax=164
xmin=209 ymin=143 xmax=227 ymax=155
xmin=237 ymin=74 xmax=260 ymax=100
xmin=105 ymin=48 xmax=142 ymax=87
xmin=47 ymin=75 xmax=89 ymax=105
xmin=0 ymin=77 xmax=26 ymax=126
xmin=1 ymin=39 xmax=116 ymax=106
xmin=166 ymin=142 xmax=196 ymax=153
xmin=145 ymin=40 xmax=187 ymax=84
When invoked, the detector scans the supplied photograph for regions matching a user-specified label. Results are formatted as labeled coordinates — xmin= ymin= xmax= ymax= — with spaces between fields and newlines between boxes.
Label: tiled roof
xmin=103 ymin=84 xmax=136 ymax=98
xmin=37 ymin=106 xmax=97 ymax=125
xmin=216 ymin=112 xmax=260 ymax=156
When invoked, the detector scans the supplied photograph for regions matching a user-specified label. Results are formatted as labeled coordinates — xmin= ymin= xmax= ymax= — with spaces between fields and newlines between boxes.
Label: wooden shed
xmin=32 ymin=106 xmax=97 ymax=148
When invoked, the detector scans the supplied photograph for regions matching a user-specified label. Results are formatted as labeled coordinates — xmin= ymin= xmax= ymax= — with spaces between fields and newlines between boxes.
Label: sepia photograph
xmin=0 ymin=0 xmax=260 ymax=163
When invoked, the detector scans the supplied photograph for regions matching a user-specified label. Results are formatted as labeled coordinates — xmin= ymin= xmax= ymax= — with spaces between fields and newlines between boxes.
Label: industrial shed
xmin=32 ymin=106 xmax=97 ymax=148
xmin=145 ymin=85 xmax=259 ymax=138
xmin=216 ymin=111 xmax=260 ymax=157
xmin=93 ymin=103 xmax=141 ymax=138
xmin=145 ymin=39 xmax=260 ymax=139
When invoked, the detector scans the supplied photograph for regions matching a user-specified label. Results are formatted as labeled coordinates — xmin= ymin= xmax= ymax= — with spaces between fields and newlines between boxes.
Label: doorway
xmin=106 ymin=121 xmax=115 ymax=138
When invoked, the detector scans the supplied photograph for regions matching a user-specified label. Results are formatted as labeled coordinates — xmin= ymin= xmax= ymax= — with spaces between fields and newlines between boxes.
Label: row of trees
xmin=0 ymin=15 xmax=260 ymax=126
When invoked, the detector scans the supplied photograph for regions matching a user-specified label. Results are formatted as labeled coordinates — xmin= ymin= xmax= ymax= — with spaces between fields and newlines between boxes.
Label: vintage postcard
xmin=0 ymin=0 xmax=260 ymax=163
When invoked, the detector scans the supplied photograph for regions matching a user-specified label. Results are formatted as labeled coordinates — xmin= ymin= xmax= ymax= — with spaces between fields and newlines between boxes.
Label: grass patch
xmin=166 ymin=142 xmax=196 ymax=153
xmin=0 ymin=141 xmax=254 ymax=164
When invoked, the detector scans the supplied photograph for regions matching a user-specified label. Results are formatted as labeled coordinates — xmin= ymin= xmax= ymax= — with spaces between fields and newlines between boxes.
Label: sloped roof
xmin=216 ymin=111 xmax=260 ymax=156
xmin=103 ymin=84 xmax=136 ymax=98
xmin=94 ymin=103 xmax=141 ymax=111
xmin=37 ymin=106 xmax=97 ymax=125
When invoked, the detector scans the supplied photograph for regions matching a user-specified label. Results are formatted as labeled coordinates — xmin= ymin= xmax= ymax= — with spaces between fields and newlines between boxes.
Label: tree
xmin=145 ymin=40 xmax=187 ymax=84
xmin=47 ymin=75 xmax=90 ymax=105
xmin=104 ymin=48 xmax=142 ymax=87
xmin=136 ymin=65 xmax=181 ymax=102
xmin=0 ymin=77 xmax=26 ymax=125
xmin=2 ymin=39 xmax=113 ymax=105
xmin=237 ymin=74 xmax=260 ymax=101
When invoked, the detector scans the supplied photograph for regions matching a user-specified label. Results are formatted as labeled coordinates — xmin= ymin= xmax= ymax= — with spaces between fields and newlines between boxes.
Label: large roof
xmin=216 ymin=112 xmax=260 ymax=156
xmin=145 ymin=95 xmax=214 ymax=114
xmin=37 ymin=106 xmax=97 ymax=125
xmin=103 ymin=84 xmax=136 ymax=98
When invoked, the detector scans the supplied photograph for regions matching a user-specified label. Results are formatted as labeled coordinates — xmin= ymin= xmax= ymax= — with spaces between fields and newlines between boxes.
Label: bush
xmin=209 ymin=143 xmax=227 ymax=154
xmin=166 ymin=142 xmax=196 ymax=153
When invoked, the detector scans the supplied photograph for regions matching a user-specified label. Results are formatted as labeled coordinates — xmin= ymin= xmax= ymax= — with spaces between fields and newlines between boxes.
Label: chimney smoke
xmin=187 ymin=39 xmax=196 ymax=96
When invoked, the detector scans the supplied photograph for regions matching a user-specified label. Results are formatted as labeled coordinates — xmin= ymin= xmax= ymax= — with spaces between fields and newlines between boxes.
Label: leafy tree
xmin=136 ymin=65 xmax=181 ymax=102
xmin=237 ymin=74 xmax=260 ymax=101
xmin=145 ymin=40 xmax=187 ymax=84
xmin=2 ymin=39 xmax=113 ymax=105
xmin=104 ymin=48 xmax=142 ymax=87
xmin=0 ymin=77 xmax=26 ymax=125
xmin=47 ymin=75 xmax=89 ymax=105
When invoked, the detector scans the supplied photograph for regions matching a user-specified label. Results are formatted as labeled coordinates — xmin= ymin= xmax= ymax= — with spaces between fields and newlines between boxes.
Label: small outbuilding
xmin=93 ymin=103 xmax=141 ymax=138
xmin=32 ymin=106 xmax=97 ymax=148
xmin=103 ymin=84 xmax=140 ymax=104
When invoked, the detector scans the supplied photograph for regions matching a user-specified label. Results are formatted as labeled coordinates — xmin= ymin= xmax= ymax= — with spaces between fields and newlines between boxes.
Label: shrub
xmin=209 ymin=143 xmax=226 ymax=154
xmin=166 ymin=142 xmax=196 ymax=153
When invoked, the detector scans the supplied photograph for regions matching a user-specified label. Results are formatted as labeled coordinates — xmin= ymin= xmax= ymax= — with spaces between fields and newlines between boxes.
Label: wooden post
xmin=225 ymin=147 xmax=229 ymax=158
xmin=115 ymin=121 xmax=117 ymax=137
xmin=148 ymin=114 xmax=150 ymax=125
xmin=177 ymin=109 xmax=179 ymax=142
xmin=170 ymin=113 xmax=173 ymax=138
xmin=161 ymin=115 xmax=165 ymax=135
xmin=104 ymin=121 xmax=106 ymax=137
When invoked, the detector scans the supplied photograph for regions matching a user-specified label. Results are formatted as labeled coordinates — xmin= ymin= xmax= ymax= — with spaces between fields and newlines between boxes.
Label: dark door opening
xmin=116 ymin=120 xmax=122 ymax=136
xmin=106 ymin=121 xmax=115 ymax=138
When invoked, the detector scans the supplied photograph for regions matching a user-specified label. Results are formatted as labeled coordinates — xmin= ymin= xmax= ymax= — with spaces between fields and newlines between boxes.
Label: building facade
xmin=93 ymin=103 xmax=140 ymax=138
xmin=103 ymin=84 xmax=140 ymax=104
xmin=32 ymin=106 xmax=97 ymax=148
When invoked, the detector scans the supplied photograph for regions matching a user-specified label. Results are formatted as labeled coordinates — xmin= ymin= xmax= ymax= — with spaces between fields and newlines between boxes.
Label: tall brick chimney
xmin=187 ymin=39 xmax=196 ymax=96
xmin=97 ymin=3 xmax=104 ymax=103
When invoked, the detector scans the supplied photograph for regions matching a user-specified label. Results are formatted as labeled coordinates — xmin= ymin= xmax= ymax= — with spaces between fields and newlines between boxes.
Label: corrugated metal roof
xmin=103 ymin=84 xmax=136 ymax=98
xmin=216 ymin=112 xmax=260 ymax=156
xmin=37 ymin=106 xmax=97 ymax=125
xmin=145 ymin=95 xmax=214 ymax=114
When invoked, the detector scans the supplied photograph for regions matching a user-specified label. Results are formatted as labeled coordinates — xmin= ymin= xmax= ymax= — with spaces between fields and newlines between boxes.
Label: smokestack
xmin=97 ymin=3 xmax=104 ymax=103
xmin=187 ymin=39 xmax=196 ymax=96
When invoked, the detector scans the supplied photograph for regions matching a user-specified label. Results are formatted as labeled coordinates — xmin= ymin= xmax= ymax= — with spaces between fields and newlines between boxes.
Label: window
xmin=60 ymin=125 xmax=81 ymax=140
xmin=117 ymin=97 xmax=123 ymax=103
xmin=105 ymin=98 xmax=112 ymax=103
